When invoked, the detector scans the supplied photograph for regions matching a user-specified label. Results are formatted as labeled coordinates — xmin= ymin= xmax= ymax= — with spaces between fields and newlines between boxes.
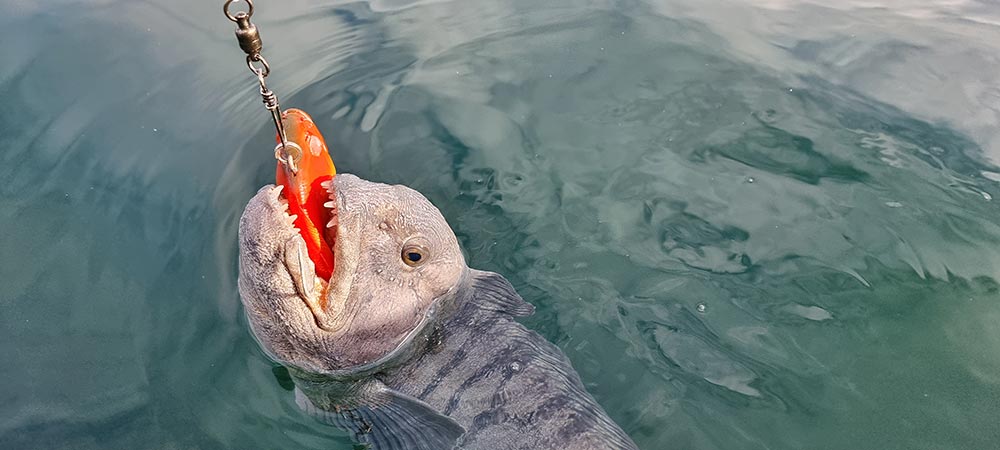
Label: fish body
xmin=238 ymin=111 xmax=637 ymax=449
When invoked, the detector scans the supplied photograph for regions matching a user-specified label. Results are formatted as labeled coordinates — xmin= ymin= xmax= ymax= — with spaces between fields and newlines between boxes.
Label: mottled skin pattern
xmin=238 ymin=174 xmax=637 ymax=449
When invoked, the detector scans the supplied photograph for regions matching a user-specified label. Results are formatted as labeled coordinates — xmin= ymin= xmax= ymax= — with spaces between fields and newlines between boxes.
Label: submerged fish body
xmin=237 ymin=112 xmax=636 ymax=449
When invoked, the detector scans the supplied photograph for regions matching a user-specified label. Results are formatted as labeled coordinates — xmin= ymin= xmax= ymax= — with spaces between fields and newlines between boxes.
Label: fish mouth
xmin=273 ymin=109 xmax=343 ymax=330
xmin=262 ymin=181 xmax=342 ymax=331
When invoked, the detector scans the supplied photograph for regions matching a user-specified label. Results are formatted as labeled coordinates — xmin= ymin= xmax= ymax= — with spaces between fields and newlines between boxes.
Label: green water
xmin=4 ymin=0 xmax=1000 ymax=448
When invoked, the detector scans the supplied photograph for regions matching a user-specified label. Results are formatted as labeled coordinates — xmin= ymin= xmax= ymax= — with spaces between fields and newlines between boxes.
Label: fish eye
xmin=402 ymin=243 xmax=429 ymax=267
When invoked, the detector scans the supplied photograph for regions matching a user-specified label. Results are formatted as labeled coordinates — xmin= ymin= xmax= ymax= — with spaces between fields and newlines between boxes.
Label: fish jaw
xmin=275 ymin=108 xmax=337 ymax=281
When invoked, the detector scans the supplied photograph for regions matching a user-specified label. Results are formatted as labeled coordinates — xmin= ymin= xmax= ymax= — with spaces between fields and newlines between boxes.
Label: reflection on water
xmin=3 ymin=0 xmax=1000 ymax=449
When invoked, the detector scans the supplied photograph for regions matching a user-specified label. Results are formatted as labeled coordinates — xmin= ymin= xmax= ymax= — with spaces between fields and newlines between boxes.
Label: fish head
xmin=238 ymin=114 xmax=467 ymax=374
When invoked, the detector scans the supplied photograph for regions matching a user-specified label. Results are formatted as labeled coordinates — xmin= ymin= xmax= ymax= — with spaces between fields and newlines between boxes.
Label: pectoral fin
xmin=295 ymin=382 xmax=465 ymax=450
xmin=469 ymin=269 xmax=535 ymax=317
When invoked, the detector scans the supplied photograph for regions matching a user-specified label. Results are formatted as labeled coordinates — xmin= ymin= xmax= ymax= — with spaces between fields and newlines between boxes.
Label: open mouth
xmin=275 ymin=109 xmax=339 ymax=285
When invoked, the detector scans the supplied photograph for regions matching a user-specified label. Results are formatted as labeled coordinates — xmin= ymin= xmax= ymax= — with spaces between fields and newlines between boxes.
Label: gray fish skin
xmin=380 ymin=270 xmax=638 ymax=449
xmin=238 ymin=173 xmax=637 ymax=449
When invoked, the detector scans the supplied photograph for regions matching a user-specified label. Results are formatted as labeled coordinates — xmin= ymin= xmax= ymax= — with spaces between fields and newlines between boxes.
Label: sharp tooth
xmin=326 ymin=217 xmax=337 ymax=228
xmin=323 ymin=201 xmax=336 ymax=209
xmin=270 ymin=185 xmax=284 ymax=203
xmin=271 ymin=185 xmax=290 ymax=212
xmin=320 ymin=180 xmax=331 ymax=189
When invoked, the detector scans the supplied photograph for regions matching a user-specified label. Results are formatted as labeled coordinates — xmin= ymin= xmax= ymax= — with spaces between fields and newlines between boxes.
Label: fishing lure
xmin=225 ymin=0 xmax=338 ymax=280
xmin=275 ymin=109 xmax=337 ymax=280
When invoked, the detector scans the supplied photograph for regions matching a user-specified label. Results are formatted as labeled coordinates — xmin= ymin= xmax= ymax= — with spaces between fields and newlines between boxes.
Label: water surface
xmin=3 ymin=0 xmax=1000 ymax=449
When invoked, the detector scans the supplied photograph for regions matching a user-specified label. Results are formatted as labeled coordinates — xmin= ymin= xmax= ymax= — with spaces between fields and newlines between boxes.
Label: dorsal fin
xmin=469 ymin=270 xmax=535 ymax=317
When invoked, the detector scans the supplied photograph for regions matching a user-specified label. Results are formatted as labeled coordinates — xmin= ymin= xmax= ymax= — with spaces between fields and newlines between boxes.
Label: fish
xmin=237 ymin=109 xmax=638 ymax=449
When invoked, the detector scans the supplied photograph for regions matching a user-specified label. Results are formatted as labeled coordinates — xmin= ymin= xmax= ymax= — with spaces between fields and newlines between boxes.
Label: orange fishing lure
xmin=275 ymin=109 xmax=337 ymax=280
